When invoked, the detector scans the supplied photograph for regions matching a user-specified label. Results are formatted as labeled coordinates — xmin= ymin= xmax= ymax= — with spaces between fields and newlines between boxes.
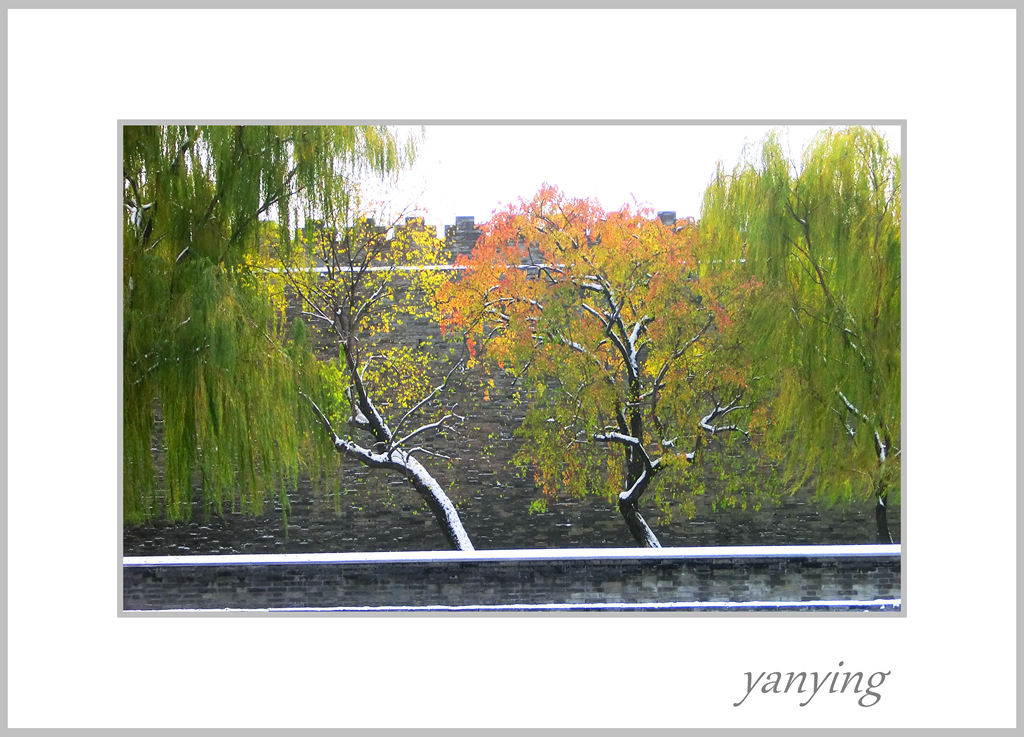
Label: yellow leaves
xmin=361 ymin=343 xmax=435 ymax=415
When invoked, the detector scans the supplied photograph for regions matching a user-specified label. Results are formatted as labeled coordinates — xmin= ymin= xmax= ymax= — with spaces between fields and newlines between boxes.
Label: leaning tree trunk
xmin=618 ymin=493 xmax=662 ymax=548
xmin=875 ymin=485 xmax=893 ymax=545
xmin=402 ymin=453 xmax=474 ymax=551
xmin=331 ymin=438 xmax=476 ymax=551
xmin=617 ymin=462 xmax=662 ymax=548
xmin=302 ymin=392 xmax=475 ymax=551
xmin=599 ymin=416 xmax=663 ymax=548
xmin=872 ymin=433 xmax=894 ymax=545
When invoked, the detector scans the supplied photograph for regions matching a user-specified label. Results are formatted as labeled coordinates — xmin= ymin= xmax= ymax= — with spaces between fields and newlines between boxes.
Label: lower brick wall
xmin=122 ymin=545 xmax=901 ymax=611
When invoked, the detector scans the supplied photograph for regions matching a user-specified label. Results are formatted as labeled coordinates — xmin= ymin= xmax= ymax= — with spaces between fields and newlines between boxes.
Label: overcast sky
xmin=373 ymin=123 xmax=902 ymax=235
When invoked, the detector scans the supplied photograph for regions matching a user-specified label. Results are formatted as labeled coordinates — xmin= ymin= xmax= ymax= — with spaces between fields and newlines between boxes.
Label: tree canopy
xmin=122 ymin=124 xmax=419 ymax=524
xmin=438 ymin=185 xmax=777 ymax=547
xmin=700 ymin=126 xmax=901 ymax=541
xmin=278 ymin=203 xmax=476 ymax=550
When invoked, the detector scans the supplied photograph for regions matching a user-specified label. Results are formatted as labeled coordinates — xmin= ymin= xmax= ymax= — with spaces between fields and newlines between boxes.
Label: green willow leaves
xmin=701 ymin=126 xmax=901 ymax=540
xmin=123 ymin=125 xmax=419 ymax=523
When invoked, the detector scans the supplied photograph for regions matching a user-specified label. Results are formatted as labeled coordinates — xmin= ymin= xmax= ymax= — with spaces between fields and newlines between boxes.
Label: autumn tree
xmin=276 ymin=202 xmax=475 ymax=550
xmin=700 ymin=127 xmax=901 ymax=542
xmin=439 ymin=186 xmax=774 ymax=547
xmin=123 ymin=124 xmax=419 ymax=525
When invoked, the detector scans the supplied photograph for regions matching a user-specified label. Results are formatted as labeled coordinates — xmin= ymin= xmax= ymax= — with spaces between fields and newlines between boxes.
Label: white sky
xmin=375 ymin=123 xmax=902 ymax=235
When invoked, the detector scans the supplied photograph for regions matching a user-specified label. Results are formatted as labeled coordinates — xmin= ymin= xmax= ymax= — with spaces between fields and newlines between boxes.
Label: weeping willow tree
xmin=700 ymin=127 xmax=901 ymax=543
xmin=123 ymin=124 xmax=419 ymax=524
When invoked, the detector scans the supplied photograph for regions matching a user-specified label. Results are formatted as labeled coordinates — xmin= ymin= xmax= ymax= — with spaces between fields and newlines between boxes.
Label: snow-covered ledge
xmin=122 ymin=544 xmax=902 ymax=612
xmin=123 ymin=544 xmax=900 ymax=568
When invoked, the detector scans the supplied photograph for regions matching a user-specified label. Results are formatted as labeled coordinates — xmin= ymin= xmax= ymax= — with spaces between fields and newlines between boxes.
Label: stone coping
xmin=123 ymin=543 xmax=901 ymax=568
xmin=147 ymin=598 xmax=903 ymax=613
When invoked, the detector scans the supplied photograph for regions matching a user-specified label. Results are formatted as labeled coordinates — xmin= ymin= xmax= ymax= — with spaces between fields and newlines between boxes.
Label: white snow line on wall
xmin=148 ymin=598 xmax=902 ymax=613
xmin=122 ymin=544 xmax=901 ymax=568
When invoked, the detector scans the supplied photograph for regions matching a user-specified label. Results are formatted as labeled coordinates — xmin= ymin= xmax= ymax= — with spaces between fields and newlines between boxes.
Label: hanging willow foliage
xmin=123 ymin=124 xmax=420 ymax=523
xmin=699 ymin=127 xmax=901 ymax=516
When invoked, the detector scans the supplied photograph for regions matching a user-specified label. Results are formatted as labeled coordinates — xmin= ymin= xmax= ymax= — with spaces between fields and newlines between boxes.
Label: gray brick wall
xmin=125 ymin=213 xmax=902 ymax=558
xmin=123 ymin=546 xmax=901 ymax=611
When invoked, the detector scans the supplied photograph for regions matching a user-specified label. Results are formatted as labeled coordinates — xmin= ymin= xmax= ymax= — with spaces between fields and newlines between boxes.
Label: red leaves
xmin=436 ymin=183 xmax=756 ymax=446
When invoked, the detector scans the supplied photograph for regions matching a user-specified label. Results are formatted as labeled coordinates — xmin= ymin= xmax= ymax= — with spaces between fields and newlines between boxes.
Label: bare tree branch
xmin=387 ymin=359 xmax=465 ymax=450
xmin=592 ymin=431 xmax=660 ymax=478
xmin=394 ymin=411 xmax=463 ymax=450
xmin=299 ymin=390 xmax=341 ymax=447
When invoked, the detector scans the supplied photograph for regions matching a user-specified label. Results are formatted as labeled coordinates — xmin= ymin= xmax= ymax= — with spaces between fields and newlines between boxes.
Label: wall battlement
xmin=444 ymin=215 xmax=485 ymax=259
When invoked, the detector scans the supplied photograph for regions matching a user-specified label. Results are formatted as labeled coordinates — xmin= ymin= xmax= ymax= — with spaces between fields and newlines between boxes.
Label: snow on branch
xmin=593 ymin=431 xmax=660 ymax=478
xmin=301 ymin=388 xmax=473 ymax=549
xmin=699 ymin=393 xmax=750 ymax=438
xmin=593 ymin=430 xmax=642 ymax=447
xmin=345 ymin=386 xmax=374 ymax=434
xmin=359 ymin=354 xmax=379 ymax=381
xmin=557 ymin=336 xmax=591 ymax=355
xmin=617 ymin=466 xmax=654 ymax=505
xmin=579 ymin=302 xmax=633 ymax=379
xmin=629 ymin=315 xmax=653 ymax=349
xmin=830 ymin=389 xmax=891 ymax=463
xmin=406 ymin=446 xmax=454 ymax=462
xmin=388 ymin=359 xmax=464 ymax=449
xmin=394 ymin=410 xmax=464 ymax=451
xmin=301 ymin=310 xmax=334 ymax=327
xmin=481 ymin=291 xmax=545 ymax=328
xmin=341 ymin=343 xmax=393 ymax=441
xmin=838 ymin=390 xmax=870 ymax=423
xmin=538 ymin=332 xmax=605 ymax=377
xmin=841 ymin=328 xmax=873 ymax=372
xmin=831 ymin=405 xmax=857 ymax=439
xmin=352 ymin=282 xmax=389 ymax=328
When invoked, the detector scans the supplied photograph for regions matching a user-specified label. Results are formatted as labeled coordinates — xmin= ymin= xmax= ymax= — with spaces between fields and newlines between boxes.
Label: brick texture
xmin=123 ymin=549 xmax=901 ymax=611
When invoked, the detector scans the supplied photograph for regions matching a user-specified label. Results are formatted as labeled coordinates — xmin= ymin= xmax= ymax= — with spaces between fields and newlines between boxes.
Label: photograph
xmin=121 ymin=122 xmax=902 ymax=613
xmin=7 ymin=7 xmax=1016 ymax=730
